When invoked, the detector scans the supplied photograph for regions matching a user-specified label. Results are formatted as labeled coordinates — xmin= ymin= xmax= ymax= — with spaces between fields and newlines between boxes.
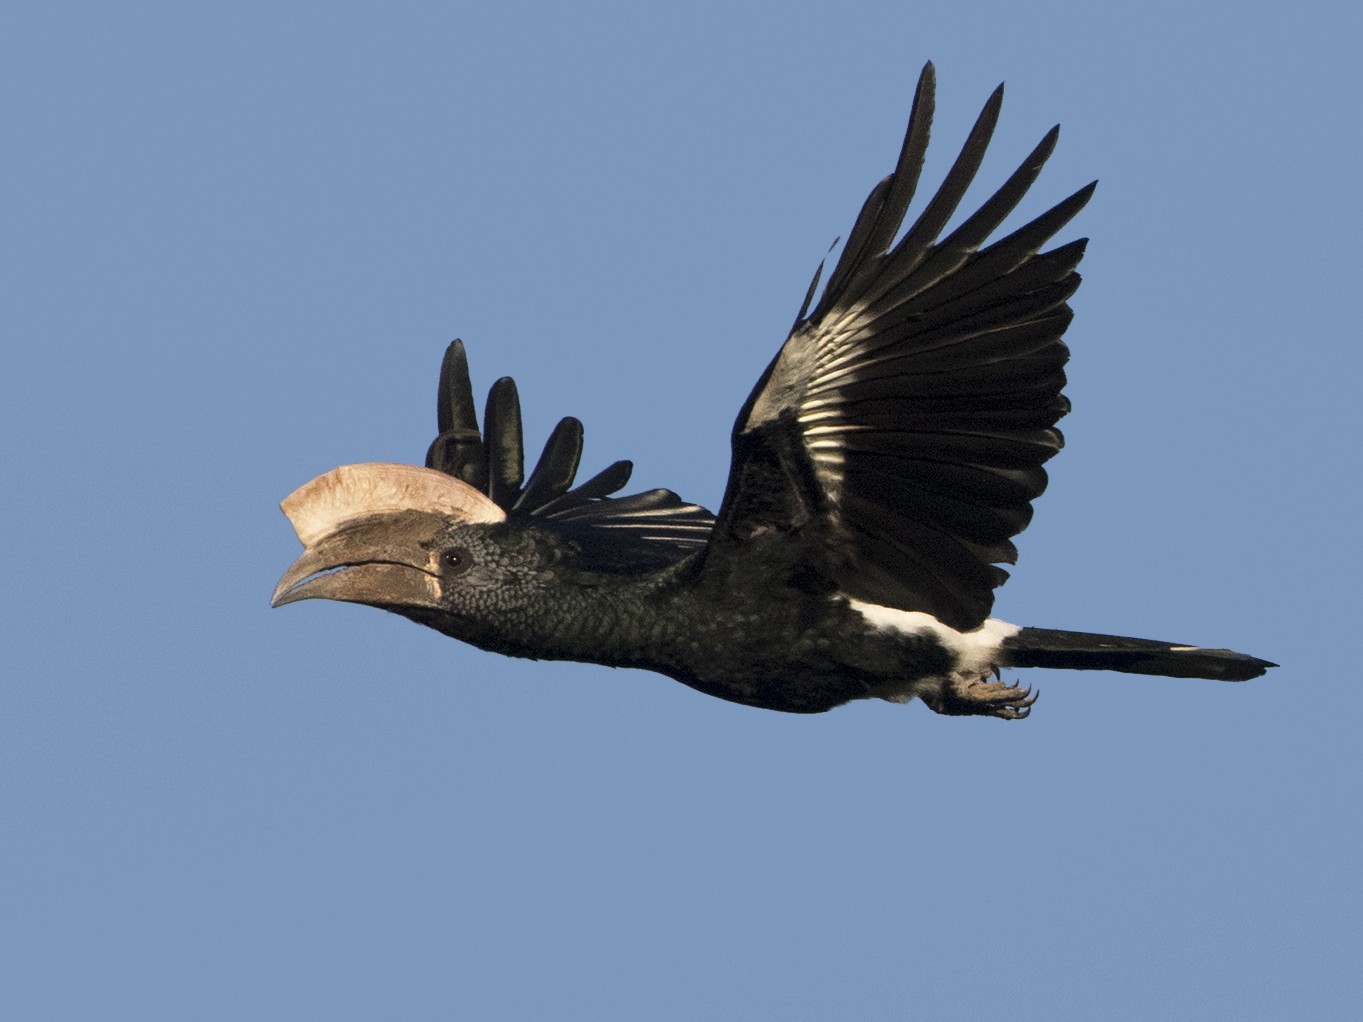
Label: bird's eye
xmin=441 ymin=547 xmax=471 ymax=574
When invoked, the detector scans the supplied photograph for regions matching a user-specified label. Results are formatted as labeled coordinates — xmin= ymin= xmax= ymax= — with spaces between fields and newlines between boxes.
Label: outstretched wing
xmin=707 ymin=63 xmax=1094 ymax=631
xmin=426 ymin=340 xmax=714 ymax=567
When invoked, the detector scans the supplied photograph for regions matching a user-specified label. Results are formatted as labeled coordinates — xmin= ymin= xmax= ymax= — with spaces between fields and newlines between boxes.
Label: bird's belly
xmin=654 ymin=601 xmax=959 ymax=713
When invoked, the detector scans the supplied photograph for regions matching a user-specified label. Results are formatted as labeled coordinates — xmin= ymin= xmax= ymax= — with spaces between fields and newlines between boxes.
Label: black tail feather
xmin=1001 ymin=627 xmax=1275 ymax=681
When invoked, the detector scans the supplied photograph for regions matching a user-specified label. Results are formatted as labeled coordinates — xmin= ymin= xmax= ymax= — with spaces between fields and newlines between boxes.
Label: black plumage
xmin=424 ymin=339 xmax=715 ymax=568
xmin=272 ymin=64 xmax=1274 ymax=717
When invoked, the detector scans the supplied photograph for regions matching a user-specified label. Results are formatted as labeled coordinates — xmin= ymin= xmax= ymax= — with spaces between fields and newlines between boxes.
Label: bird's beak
xmin=271 ymin=512 xmax=445 ymax=610
xmin=271 ymin=462 xmax=506 ymax=610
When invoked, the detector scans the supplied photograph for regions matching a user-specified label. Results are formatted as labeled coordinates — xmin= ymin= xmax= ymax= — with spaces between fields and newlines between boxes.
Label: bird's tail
xmin=999 ymin=627 xmax=1274 ymax=681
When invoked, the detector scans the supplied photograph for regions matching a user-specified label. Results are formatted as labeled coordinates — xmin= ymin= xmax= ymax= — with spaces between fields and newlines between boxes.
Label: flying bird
xmin=272 ymin=64 xmax=1274 ymax=716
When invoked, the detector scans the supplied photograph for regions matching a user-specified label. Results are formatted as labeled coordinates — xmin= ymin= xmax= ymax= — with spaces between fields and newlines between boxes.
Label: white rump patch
xmin=280 ymin=462 xmax=506 ymax=547
xmin=848 ymin=599 xmax=1021 ymax=678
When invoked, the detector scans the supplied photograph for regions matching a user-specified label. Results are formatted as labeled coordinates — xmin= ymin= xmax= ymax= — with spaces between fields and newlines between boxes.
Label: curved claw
xmin=923 ymin=672 xmax=1041 ymax=720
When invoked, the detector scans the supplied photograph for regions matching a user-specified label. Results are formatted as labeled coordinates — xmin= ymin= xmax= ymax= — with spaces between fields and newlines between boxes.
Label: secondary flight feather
xmin=272 ymin=64 xmax=1274 ymax=716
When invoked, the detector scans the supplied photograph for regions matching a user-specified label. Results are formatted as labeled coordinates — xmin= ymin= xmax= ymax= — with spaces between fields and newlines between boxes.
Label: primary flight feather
xmin=272 ymin=63 xmax=1273 ymax=716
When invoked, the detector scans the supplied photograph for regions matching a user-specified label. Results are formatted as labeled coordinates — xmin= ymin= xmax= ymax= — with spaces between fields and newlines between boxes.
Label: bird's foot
xmin=922 ymin=672 xmax=1038 ymax=720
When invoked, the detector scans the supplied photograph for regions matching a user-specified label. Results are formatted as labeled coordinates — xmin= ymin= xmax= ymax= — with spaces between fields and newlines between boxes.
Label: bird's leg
xmin=921 ymin=671 xmax=1039 ymax=720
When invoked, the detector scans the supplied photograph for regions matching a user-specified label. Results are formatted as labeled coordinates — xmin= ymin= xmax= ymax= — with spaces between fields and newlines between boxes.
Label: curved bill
xmin=272 ymin=462 xmax=506 ymax=609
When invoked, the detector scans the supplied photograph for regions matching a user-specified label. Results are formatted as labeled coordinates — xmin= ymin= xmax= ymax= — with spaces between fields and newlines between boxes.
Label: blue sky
xmin=4 ymin=2 xmax=1359 ymax=1019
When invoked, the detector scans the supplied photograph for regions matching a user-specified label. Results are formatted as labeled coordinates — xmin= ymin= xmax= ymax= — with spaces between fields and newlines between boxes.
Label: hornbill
xmin=273 ymin=64 xmax=1274 ymax=716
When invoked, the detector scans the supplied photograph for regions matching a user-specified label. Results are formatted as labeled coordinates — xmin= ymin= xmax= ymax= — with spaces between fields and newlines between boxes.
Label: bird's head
xmin=271 ymin=463 xmax=561 ymax=638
